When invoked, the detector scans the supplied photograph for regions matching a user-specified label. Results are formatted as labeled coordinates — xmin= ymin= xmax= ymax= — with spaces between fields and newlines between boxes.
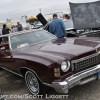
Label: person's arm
xmin=8 ymin=28 xmax=11 ymax=31
xmin=6 ymin=28 xmax=11 ymax=33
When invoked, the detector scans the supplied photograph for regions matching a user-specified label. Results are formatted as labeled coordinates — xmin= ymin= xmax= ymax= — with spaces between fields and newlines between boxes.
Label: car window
xmin=64 ymin=20 xmax=74 ymax=29
xmin=10 ymin=30 xmax=56 ymax=49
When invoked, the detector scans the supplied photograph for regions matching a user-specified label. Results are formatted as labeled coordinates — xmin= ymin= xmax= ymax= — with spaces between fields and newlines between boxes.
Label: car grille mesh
xmin=71 ymin=53 xmax=100 ymax=71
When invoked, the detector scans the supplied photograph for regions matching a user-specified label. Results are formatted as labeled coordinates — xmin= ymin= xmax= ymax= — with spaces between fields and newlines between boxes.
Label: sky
xmin=0 ymin=0 xmax=98 ymax=22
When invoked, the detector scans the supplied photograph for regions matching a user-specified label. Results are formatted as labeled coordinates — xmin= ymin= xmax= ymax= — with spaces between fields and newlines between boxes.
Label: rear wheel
xmin=25 ymin=71 xmax=49 ymax=95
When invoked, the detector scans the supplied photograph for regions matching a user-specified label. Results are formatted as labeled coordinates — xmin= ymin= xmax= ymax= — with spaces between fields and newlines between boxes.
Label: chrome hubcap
xmin=26 ymin=72 xmax=39 ymax=94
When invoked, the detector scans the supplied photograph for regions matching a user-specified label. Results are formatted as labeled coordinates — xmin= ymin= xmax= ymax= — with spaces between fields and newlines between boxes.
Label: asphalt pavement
xmin=0 ymin=69 xmax=100 ymax=100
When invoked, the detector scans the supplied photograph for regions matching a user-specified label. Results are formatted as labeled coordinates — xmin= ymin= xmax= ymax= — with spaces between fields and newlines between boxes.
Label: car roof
xmin=0 ymin=29 xmax=44 ymax=37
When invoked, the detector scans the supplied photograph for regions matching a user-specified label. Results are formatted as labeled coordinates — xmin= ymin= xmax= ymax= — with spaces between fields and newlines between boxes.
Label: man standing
xmin=64 ymin=14 xmax=70 ymax=20
xmin=17 ymin=22 xmax=23 ymax=31
xmin=2 ymin=24 xmax=10 ymax=35
xmin=49 ymin=14 xmax=65 ymax=38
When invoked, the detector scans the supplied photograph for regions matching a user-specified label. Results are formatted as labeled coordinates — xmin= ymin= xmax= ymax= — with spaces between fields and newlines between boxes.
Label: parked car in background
xmin=0 ymin=29 xmax=100 ymax=95
xmin=36 ymin=13 xmax=100 ymax=38
xmin=30 ymin=23 xmax=43 ymax=29
xmin=43 ymin=19 xmax=78 ymax=37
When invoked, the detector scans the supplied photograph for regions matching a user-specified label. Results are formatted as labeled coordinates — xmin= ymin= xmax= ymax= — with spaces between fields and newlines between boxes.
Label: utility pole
xmin=39 ymin=8 xmax=41 ymax=13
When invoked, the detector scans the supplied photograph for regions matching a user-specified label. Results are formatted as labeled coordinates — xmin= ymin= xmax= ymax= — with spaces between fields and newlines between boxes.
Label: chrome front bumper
xmin=52 ymin=64 xmax=100 ymax=94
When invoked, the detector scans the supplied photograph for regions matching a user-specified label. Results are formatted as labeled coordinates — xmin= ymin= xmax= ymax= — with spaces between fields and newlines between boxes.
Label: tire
xmin=25 ymin=71 xmax=48 ymax=95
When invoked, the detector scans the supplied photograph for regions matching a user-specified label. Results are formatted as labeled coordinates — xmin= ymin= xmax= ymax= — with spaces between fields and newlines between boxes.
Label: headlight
xmin=61 ymin=61 xmax=70 ymax=72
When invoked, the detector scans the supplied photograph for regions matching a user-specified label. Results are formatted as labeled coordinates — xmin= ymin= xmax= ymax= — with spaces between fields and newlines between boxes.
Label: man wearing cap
xmin=49 ymin=14 xmax=65 ymax=38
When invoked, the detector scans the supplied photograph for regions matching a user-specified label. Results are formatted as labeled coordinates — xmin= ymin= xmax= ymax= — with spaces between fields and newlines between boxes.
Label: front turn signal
xmin=54 ymin=68 xmax=60 ymax=77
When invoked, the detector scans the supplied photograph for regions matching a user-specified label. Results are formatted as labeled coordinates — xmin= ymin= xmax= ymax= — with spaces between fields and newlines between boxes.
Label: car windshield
xmin=63 ymin=20 xmax=74 ymax=29
xmin=10 ymin=30 xmax=56 ymax=49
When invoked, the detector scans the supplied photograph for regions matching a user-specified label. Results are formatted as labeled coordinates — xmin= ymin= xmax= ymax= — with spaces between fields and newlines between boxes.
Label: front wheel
xmin=25 ymin=71 xmax=48 ymax=95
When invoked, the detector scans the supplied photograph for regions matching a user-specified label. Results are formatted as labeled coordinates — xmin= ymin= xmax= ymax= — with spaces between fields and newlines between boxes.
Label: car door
xmin=0 ymin=36 xmax=24 ymax=74
xmin=0 ymin=36 xmax=14 ymax=70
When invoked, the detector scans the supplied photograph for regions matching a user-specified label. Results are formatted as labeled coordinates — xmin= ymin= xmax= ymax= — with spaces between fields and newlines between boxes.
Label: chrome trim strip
xmin=19 ymin=67 xmax=53 ymax=87
xmin=52 ymin=81 xmax=68 ymax=94
xmin=52 ymin=64 xmax=100 ymax=93
xmin=8 ymin=36 xmax=12 ymax=51
xmin=66 ymin=65 xmax=100 ymax=86
xmin=67 ymin=65 xmax=97 ymax=80
xmin=0 ymin=66 xmax=23 ymax=77
xmin=0 ymin=66 xmax=53 ymax=87
xmin=0 ymin=29 xmax=44 ymax=37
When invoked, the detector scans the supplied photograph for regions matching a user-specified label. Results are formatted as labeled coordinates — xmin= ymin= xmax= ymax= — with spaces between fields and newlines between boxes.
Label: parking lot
xmin=0 ymin=69 xmax=100 ymax=100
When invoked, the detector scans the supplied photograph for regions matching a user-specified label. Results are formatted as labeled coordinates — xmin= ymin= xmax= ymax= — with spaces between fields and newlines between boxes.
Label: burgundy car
xmin=0 ymin=29 xmax=100 ymax=95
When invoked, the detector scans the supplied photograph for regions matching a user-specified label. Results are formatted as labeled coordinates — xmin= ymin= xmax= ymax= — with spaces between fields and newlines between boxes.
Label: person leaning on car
xmin=49 ymin=14 xmax=65 ymax=38
xmin=17 ymin=22 xmax=23 ymax=31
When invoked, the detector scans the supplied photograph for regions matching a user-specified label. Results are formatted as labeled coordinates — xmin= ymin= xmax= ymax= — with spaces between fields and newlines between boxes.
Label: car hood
xmin=13 ymin=38 xmax=99 ymax=66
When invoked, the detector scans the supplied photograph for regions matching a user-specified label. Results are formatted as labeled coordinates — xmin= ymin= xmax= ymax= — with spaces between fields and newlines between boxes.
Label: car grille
xmin=71 ymin=53 xmax=100 ymax=71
